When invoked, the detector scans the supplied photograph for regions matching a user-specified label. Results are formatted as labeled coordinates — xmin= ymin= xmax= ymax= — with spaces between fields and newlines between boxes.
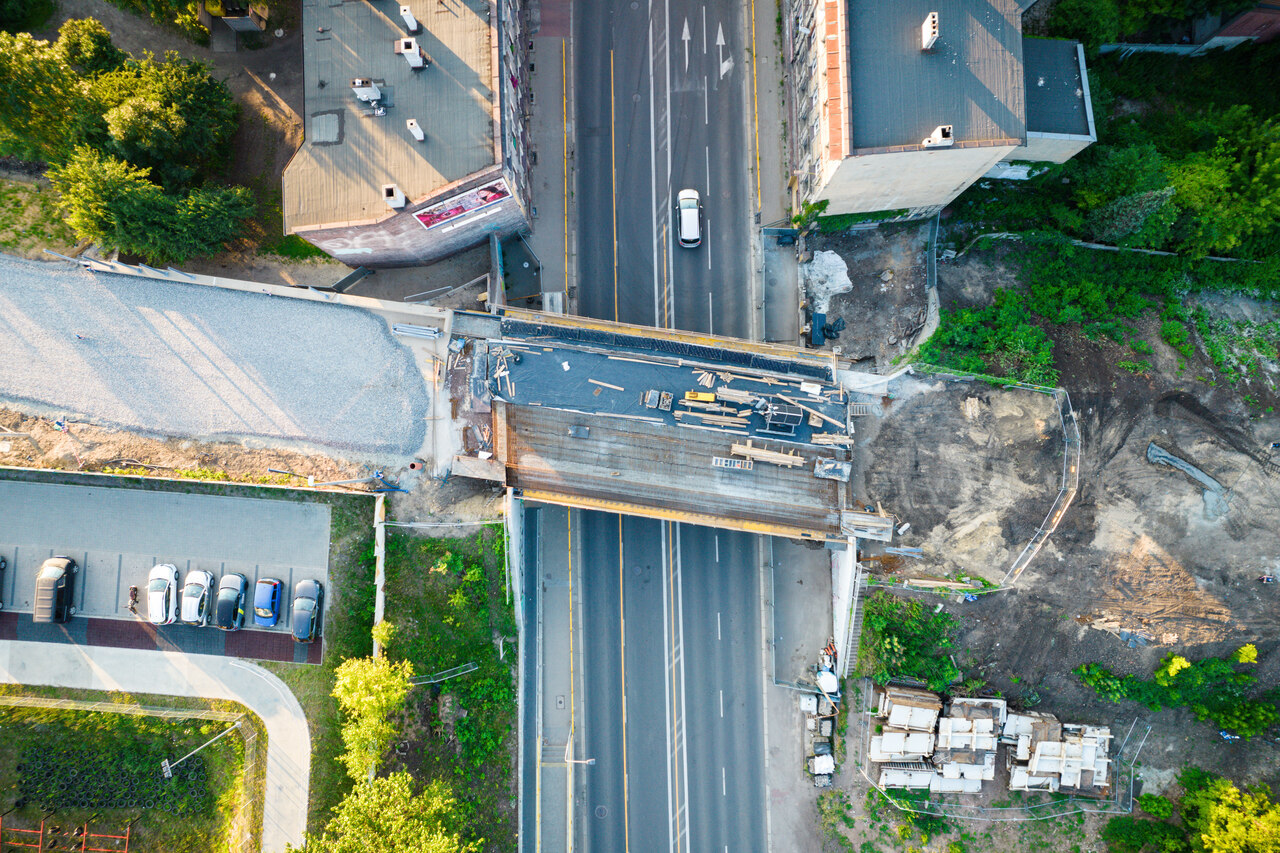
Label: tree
xmin=331 ymin=653 xmax=415 ymax=781
xmin=0 ymin=31 xmax=91 ymax=161
xmin=290 ymin=773 xmax=478 ymax=853
xmin=1183 ymin=779 xmax=1280 ymax=853
xmin=54 ymin=18 xmax=126 ymax=76
xmin=90 ymin=51 xmax=238 ymax=188
xmin=49 ymin=146 xmax=252 ymax=263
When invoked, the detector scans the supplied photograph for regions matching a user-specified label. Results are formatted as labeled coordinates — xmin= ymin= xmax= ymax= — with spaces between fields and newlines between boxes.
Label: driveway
xmin=0 ymin=254 xmax=428 ymax=460
xmin=0 ymin=641 xmax=309 ymax=853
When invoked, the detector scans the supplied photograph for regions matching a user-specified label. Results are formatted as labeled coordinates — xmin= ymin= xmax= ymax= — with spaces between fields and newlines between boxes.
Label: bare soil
xmin=822 ymin=246 xmax=1280 ymax=851
xmin=804 ymin=223 xmax=931 ymax=367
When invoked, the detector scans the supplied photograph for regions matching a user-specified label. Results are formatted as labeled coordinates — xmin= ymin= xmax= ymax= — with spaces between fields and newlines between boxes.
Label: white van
xmin=677 ymin=188 xmax=702 ymax=248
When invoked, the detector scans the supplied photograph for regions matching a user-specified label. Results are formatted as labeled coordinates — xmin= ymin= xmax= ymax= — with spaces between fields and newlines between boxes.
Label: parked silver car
xmin=147 ymin=564 xmax=179 ymax=625
xmin=180 ymin=570 xmax=214 ymax=626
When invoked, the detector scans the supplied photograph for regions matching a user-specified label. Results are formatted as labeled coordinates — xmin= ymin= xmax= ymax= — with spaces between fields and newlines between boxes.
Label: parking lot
xmin=0 ymin=478 xmax=331 ymax=664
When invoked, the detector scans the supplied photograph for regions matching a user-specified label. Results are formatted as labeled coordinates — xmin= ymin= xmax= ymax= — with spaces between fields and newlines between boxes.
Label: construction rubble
xmin=869 ymin=685 xmax=1112 ymax=797
xmin=802 ymin=645 xmax=842 ymax=787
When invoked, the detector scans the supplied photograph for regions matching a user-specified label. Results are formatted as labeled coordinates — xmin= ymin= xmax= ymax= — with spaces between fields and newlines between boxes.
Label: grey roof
xmin=283 ymin=0 xmax=495 ymax=233
xmin=846 ymin=0 xmax=1026 ymax=150
xmin=1022 ymin=38 xmax=1092 ymax=137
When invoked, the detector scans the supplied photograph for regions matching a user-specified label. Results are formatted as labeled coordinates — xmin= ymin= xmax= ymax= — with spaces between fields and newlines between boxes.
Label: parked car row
xmin=31 ymin=557 xmax=324 ymax=642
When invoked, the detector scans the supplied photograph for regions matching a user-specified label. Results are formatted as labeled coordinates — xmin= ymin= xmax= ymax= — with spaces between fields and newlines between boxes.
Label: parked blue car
xmin=253 ymin=578 xmax=283 ymax=627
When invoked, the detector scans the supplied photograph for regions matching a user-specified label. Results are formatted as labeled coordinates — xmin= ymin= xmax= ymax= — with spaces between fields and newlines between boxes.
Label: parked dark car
xmin=253 ymin=578 xmax=283 ymax=627
xmin=290 ymin=579 xmax=324 ymax=643
xmin=215 ymin=572 xmax=248 ymax=631
xmin=33 ymin=556 xmax=78 ymax=623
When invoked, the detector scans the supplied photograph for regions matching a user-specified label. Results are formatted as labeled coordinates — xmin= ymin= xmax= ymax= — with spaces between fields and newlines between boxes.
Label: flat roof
xmin=283 ymin=0 xmax=495 ymax=232
xmin=846 ymin=0 xmax=1025 ymax=149
xmin=1022 ymin=38 xmax=1091 ymax=137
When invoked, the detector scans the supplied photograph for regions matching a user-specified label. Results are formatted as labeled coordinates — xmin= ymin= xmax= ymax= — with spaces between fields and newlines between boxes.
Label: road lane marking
xmin=610 ymin=49 xmax=618 ymax=324
xmin=719 ymin=689 xmax=723 ymax=717
xmin=675 ymin=525 xmax=692 ymax=849
xmin=750 ymin=0 xmax=761 ymax=208
xmin=708 ymin=292 xmax=714 ymax=331
xmin=562 ymin=40 xmax=570 ymax=296
xmin=681 ymin=18 xmax=690 ymax=71
xmin=666 ymin=523 xmax=683 ymax=853
xmin=717 ymin=611 xmax=721 ymax=641
xmin=702 ymin=6 xmax=706 ymax=53
xmin=619 ymin=517 xmax=630 ymax=851
xmin=649 ymin=8 xmax=661 ymax=328
xmin=722 ymin=766 xmax=726 ymax=796
xmin=662 ymin=222 xmax=670 ymax=329
xmin=704 ymin=78 xmax=708 ymax=124
xmin=715 ymin=534 xmax=719 ymax=562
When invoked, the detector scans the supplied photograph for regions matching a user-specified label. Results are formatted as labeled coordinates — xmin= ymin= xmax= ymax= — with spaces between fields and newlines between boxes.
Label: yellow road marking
xmin=750 ymin=0 xmax=761 ymax=209
xmin=618 ymin=517 xmax=631 ymax=851
xmin=611 ymin=49 xmax=619 ymax=324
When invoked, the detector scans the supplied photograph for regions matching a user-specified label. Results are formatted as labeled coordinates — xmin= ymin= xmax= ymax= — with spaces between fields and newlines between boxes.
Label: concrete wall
xmin=1007 ymin=132 xmax=1093 ymax=164
xmin=299 ymin=171 xmax=528 ymax=268
xmin=815 ymin=144 xmax=1016 ymax=215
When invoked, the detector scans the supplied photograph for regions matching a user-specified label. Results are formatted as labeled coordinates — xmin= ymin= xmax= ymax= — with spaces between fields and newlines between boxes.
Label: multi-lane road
xmin=570 ymin=0 xmax=769 ymax=849
xmin=576 ymin=0 xmax=756 ymax=338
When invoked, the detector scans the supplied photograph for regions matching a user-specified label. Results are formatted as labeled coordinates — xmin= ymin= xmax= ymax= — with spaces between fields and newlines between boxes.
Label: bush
xmin=857 ymin=592 xmax=961 ymax=691
xmin=1138 ymin=793 xmax=1174 ymax=819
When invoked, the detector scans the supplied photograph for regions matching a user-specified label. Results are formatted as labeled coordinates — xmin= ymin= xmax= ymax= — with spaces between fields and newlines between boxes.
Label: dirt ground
xmin=817 ymin=244 xmax=1280 ymax=850
xmin=803 ymin=223 xmax=931 ymax=367
xmin=0 ymin=406 xmax=502 ymax=528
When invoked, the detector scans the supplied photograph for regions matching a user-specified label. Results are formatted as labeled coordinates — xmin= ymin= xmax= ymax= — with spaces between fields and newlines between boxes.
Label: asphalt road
xmin=576 ymin=0 xmax=755 ymax=337
xmin=572 ymin=1 xmax=766 ymax=849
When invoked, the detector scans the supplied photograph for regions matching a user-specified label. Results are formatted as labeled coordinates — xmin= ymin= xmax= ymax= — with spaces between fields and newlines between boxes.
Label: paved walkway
xmin=0 ymin=641 xmax=309 ymax=853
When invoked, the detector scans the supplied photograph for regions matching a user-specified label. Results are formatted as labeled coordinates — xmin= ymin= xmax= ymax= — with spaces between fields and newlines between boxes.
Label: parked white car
xmin=180 ymin=570 xmax=214 ymax=626
xmin=147 ymin=564 xmax=179 ymax=625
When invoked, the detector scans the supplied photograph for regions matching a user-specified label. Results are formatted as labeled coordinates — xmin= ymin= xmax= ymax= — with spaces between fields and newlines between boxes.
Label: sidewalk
xmin=525 ymin=0 xmax=575 ymax=310
xmin=0 ymin=641 xmax=309 ymax=853
xmin=753 ymin=0 xmax=801 ymax=344
xmin=535 ymin=505 xmax=573 ymax=852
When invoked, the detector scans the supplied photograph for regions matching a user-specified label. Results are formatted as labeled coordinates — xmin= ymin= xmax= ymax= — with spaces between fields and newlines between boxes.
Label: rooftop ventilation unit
xmin=921 ymin=12 xmax=939 ymax=50
xmin=922 ymin=124 xmax=953 ymax=148
xmin=400 ymin=5 xmax=420 ymax=33
xmin=406 ymin=118 xmax=425 ymax=141
xmin=398 ymin=38 xmax=430 ymax=70
xmin=351 ymin=78 xmax=381 ymax=103
xmin=383 ymin=184 xmax=406 ymax=209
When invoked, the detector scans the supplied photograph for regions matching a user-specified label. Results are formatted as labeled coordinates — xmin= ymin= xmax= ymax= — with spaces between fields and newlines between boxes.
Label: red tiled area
xmin=224 ymin=629 xmax=302 ymax=662
xmin=86 ymin=617 xmax=160 ymax=650
xmin=540 ymin=0 xmax=570 ymax=38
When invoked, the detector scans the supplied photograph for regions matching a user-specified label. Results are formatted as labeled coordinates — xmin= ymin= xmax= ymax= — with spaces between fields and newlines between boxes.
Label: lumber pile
xmin=730 ymin=439 xmax=805 ymax=468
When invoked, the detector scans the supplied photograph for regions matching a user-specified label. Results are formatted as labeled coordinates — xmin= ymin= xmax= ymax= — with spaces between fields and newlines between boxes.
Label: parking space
xmin=0 ymin=479 xmax=331 ymax=664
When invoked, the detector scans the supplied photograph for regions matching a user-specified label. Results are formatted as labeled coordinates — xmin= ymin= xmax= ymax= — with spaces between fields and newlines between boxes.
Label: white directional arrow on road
xmin=682 ymin=18 xmax=691 ymax=72
xmin=716 ymin=23 xmax=733 ymax=79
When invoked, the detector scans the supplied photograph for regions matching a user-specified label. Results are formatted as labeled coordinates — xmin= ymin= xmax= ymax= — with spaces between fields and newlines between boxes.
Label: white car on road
xmin=181 ymin=570 xmax=214 ymax=626
xmin=147 ymin=564 xmax=179 ymax=625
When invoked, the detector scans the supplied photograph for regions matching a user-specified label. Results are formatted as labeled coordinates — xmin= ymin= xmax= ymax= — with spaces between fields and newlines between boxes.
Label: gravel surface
xmin=0 ymin=255 xmax=428 ymax=459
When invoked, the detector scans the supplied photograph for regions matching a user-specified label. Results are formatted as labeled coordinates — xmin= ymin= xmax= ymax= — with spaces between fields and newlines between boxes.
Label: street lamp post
xmin=161 ymin=721 xmax=242 ymax=779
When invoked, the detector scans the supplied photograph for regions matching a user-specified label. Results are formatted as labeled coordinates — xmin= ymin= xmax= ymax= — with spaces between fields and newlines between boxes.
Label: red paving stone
xmin=540 ymin=0 xmax=570 ymax=37
xmin=224 ymin=629 xmax=298 ymax=662
xmin=86 ymin=617 xmax=160 ymax=650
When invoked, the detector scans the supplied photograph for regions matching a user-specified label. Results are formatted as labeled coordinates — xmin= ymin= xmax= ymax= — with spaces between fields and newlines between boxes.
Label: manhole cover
xmin=595 ymin=805 xmax=608 ymax=819
xmin=632 ymin=565 xmax=643 ymax=575
xmin=633 ymin=93 xmax=641 ymax=103
xmin=630 ymin=1 xmax=638 ymax=8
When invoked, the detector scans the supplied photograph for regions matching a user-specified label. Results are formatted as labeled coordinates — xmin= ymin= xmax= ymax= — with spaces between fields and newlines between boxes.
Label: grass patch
xmin=261 ymin=233 xmax=330 ymax=260
xmin=0 ymin=178 xmax=79 ymax=256
xmin=817 ymin=208 xmax=910 ymax=232
xmin=380 ymin=527 xmax=517 ymax=850
xmin=0 ymin=704 xmax=245 ymax=851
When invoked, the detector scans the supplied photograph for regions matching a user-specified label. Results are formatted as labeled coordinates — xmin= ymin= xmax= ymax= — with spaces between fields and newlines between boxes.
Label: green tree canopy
xmin=290 ymin=772 xmax=478 ymax=853
xmin=0 ymin=31 xmax=88 ymax=161
xmin=54 ymin=18 xmax=127 ymax=76
xmin=49 ymin=146 xmax=252 ymax=263
xmin=1183 ymin=778 xmax=1280 ymax=853
xmin=331 ymin=653 xmax=415 ymax=781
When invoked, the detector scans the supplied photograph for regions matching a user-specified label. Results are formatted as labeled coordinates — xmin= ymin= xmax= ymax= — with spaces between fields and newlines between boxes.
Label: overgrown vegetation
xmin=1102 ymin=766 xmax=1280 ymax=853
xmin=1075 ymin=645 xmax=1280 ymax=738
xmin=294 ymin=528 xmax=516 ymax=852
xmin=0 ymin=0 xmax=54 ymax=33
xmin=1044 ymin=0 xmax=1256 ymax=50
xmin=0 ymin=705 xmax=244 ymax=851
xmin=856 ymin=591 xmax=961 ymax=691
xmin=0 ymin=20 xmax=252 ymax=262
